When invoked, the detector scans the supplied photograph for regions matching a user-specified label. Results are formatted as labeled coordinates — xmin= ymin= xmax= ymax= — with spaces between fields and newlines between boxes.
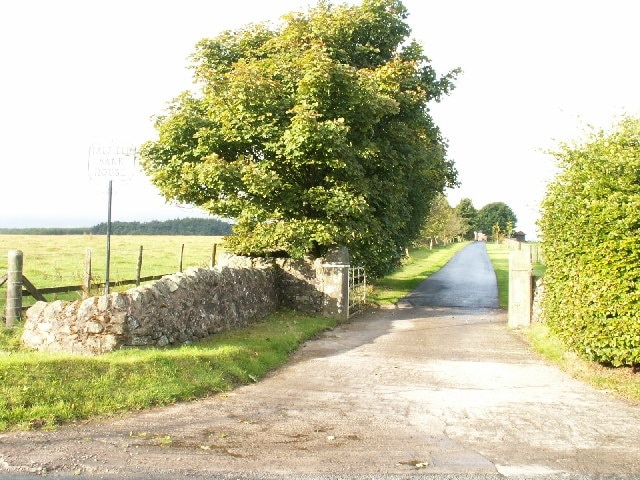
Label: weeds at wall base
xmin=0 ymin=323 xmax=24 ymax=352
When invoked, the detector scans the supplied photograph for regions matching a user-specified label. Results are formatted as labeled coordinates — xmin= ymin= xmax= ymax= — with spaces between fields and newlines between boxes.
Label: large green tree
xmin=539 ymin=117 xmax=640 ymax=367
xmin=139 ymin=0 xmax=458 ymax=277
xmin=474 ymin=202 xmax=517 ymax=238
xmin=418 ymin=194 xmax=467 ymax=248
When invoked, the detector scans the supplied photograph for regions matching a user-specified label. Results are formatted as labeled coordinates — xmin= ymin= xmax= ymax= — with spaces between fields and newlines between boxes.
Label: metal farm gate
xmin=348 ymin=266 xmax=366 ymax=317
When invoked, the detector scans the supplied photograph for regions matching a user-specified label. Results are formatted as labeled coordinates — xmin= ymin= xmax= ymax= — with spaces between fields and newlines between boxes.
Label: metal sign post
xmin=106 ymin=179 xmax=113 ymax=294
xmin=88 ymin=144 xmax=136 ymax=295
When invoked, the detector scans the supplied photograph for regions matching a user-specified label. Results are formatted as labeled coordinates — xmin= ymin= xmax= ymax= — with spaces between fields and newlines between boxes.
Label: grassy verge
xmin=368 ymin=242 xmax=469 ymax=306
xmin=527 ymin=323 xmax=640 ymax=404
xmin=485 ymin=242 xmax=640 ymax=404
xmin=484 ymin=242 xmax=509 ymax=308
xmin=0 ymin=311 xmax=335 ymax=431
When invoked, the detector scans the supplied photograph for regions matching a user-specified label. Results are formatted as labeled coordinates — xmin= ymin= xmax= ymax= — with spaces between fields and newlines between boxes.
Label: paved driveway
xmin=403 ymin=242 xmax=499 ymax=308
xmin=1 ymin=242 xmax=639 ymax=479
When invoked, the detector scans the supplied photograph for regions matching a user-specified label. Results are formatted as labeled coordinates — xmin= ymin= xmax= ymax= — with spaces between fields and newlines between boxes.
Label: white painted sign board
xmin=88 ymin=144 xmax=137 ymax=180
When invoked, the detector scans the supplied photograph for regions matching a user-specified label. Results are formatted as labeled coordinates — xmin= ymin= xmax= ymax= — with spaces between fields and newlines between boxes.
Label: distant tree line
xmin=0 ymin=218 xmax=232 ymax=236
xmin=0 ymin=227 xmax=89 ymax=235
xmin=415 ymin=195 xmax=518 ymax=247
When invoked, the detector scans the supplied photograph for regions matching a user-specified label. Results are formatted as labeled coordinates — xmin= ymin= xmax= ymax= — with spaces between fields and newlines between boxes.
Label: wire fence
xmin=0 ymin=235 xmax=224 ymax=316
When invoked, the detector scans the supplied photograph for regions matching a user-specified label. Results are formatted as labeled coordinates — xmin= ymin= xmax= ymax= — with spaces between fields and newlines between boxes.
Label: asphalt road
xmin=402 ymin=242 xmax=499 ymax=308
xmin=1 ymin=242 xmax=639 ymax=479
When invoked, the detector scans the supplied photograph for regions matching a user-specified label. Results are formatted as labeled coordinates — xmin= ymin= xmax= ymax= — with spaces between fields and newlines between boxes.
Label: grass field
xmin=0 ymin=235 xmax=225 ymax=311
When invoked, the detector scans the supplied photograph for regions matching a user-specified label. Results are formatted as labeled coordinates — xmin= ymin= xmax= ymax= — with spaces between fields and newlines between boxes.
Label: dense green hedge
xmin=539 ymin=117 xmax=640 ymax=367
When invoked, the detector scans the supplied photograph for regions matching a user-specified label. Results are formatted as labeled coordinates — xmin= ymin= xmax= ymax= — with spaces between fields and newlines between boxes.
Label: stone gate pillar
xmin=321 ymin=246 xmax=350 ymax=321
xmin=508 ymin=249 xmax=532 ymax=328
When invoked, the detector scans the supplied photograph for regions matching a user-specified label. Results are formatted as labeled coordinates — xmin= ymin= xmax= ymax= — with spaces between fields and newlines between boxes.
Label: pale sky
xmin=1 ymin=0 xmax=639 ymax=240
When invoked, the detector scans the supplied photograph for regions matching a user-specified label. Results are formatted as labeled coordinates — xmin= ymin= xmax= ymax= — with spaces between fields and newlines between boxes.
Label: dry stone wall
xmin=21 ymin=249 xmax=350 ymax=355
xmin=531 ymin=276 xmax=544 ymax=323
xmin=22 ymin=264 xmax=278 ymax=355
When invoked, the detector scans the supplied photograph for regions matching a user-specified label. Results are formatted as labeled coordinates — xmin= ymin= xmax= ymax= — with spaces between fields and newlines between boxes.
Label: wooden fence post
xmin=210 ymin=244 xmax=217 ymax=268
xmin=83 ymin=248 xmax=92 ymax=298
xmin=6 ymin=250 xmax=23 ymax=327
xmin=179 ymin=244 xmax=185 ymax=272
xmin=136 ymin=245 xmax=143 ymax=286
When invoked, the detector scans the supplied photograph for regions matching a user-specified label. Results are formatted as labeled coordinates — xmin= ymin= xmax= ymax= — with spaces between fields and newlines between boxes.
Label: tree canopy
xmin=538 ymin=116 xmax=640 ymax=367
xmin=454 ymin=198 xmax=477 ymax=239
xmin=474 ymin=202 xmax=517 ymax=238
xmin=417 ymin=194 xmax=467 ymax=247
xmin=140 ymin=0 xmax=458 ymax=277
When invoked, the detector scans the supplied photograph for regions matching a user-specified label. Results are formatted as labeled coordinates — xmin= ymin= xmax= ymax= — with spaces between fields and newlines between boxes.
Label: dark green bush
xmin=539 ymin=117 xmax=640 ymax=367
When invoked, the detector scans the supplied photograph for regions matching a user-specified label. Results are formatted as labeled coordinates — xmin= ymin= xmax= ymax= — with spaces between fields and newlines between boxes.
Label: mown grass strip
xmin=484 ymin=242 xmax=509 ymax=308
xmin=0 ymin=311 xmax=335 ymax=431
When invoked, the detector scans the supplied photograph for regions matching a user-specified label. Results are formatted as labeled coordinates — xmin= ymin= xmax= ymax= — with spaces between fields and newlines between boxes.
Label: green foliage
xmin=0 ymin=228 xmax=89 ymax=235
xmin=454 ymin=198 xmax=477 ymax=239
xmin=0 ymin=311 xmax=334 ymax=431
xmin=140 ymin=0 xmax=458 ymax=278
xmin=416 ymin=194 xmax=467 ymax=247
xmin=539 ymin=116 xmax=640 ymax=367
xmin=90 ymin=218 xmax=231 ymax=236
xmin=475 ymin=202 xmax=517 ymax=238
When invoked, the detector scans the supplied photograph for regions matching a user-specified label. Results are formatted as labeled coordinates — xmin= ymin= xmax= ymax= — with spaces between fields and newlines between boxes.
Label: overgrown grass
xmin=484 ymin=242 xmax=509 ymax=308
xmin=0 ymin=311 xmax=335 ymax=431
xmin=369 ymin=242 xmax=469 ymax=306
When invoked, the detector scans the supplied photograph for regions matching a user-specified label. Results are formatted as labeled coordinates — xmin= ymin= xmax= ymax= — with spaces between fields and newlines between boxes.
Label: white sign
xmin=88 ymin=144 xmax=137 ymax=180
